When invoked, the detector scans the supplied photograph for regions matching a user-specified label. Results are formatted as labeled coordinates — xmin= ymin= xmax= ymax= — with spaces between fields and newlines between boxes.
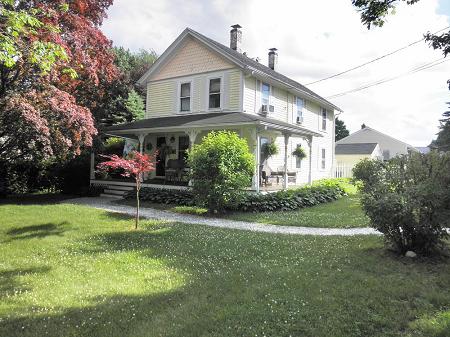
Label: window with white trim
xmin=208 ymin=78 xmax=221 ymax=109
xmin=296 ymin=97 xmax=304 ymax=123
xmin=179 ymin=82 xmax=191 ymax=112
xmin=261 ymin=83 xmax=270 ymax=106
xmin=321 ymin=148 xmax=326 ymax=169
xmin=321 ymin=108 xmax=327 ymax=131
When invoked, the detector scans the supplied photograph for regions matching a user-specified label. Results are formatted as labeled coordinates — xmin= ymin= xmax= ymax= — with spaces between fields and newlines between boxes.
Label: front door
xmin=156 ymin=136 xmax=166 ymax=176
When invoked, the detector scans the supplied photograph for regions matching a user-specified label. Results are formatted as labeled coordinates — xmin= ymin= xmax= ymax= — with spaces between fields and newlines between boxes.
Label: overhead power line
xmin=306 ymin=26 xmax=450 ymax=85
xmin=325 ymin=57 xmax=450 ymax=99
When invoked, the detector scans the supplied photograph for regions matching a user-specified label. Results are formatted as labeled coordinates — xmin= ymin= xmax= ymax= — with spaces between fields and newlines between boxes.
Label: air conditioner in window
xmin=269 ymin=105 xmax=275 ymax=112
xmin=260 ymin=105 xmax=268 ymax=116
xmin=296 ymin=116 xmax=304 ymax=124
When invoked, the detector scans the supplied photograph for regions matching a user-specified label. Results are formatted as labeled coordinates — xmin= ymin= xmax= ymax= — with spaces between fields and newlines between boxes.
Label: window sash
xmin=321 ymin=148 xmax=326 ymax=169
xmin=262 ymin=83 xmax=270 ymax=105
xmin=180 ymin=82 xmax=191 ymax=112
xmin=209 ymin=78 xmax=221 ymax=109
xmin=296 ymin=97 xmax=304 ymax=118
xmin=321 ymin=108 xmax=327 ymax=130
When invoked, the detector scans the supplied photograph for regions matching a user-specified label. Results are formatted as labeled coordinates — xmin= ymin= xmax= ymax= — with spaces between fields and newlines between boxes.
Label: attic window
xmin=209 ymin=78 xmax=221 ymax=109
xmin=180 ymin=82 xmax=191 ymax=112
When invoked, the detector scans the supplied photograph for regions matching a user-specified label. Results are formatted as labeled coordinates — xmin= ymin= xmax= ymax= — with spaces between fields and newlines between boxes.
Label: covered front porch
xmin=90 ymin=112 xmax=321 ymax=193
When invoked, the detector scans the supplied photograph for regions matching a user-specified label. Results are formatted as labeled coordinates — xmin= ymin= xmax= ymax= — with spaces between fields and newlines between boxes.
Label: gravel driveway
xmin=64 ymin=197 xmax=381 ymax=236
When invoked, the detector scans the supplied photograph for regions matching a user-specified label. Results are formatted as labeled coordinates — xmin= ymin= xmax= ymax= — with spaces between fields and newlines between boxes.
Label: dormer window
xmin=296 ymin=97 xmax=304 ymax=123
xmin=321 ymin=108 xmax=327 ymax=131
xmin=208 ymin=78 xmax=221 ymax=109
xmin=180 ymin=82 xmax=191 ymax=112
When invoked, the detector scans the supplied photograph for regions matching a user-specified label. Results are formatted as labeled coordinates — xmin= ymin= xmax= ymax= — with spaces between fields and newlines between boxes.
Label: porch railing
xmin=333 ymin=163 xmax=354 ymax=178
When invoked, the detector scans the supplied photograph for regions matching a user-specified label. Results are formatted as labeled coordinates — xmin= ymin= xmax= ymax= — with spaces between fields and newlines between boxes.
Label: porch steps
xmin=98 ymin=183 xmax=134 ymax=198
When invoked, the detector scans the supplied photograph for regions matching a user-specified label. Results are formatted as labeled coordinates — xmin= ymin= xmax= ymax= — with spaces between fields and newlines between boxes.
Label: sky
xmin=101 ymin=0 xmax=450 ymax=146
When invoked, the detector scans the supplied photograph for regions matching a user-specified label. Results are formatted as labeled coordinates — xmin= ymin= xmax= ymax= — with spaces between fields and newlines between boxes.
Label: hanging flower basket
xmin=292 ymin=145 xmax=307 ymax=160
xmin=261 ymin=141 xmax=278 ymax=160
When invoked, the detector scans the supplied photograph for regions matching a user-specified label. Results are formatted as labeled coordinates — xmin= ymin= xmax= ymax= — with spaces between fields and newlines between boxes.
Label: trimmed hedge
xmin=125 ymin=178 xmax=349 ymax=213
xmin=235 ymin=184 xmax=346 ymax=212
xmin=125 ymin=187 xmax=194 ymax=206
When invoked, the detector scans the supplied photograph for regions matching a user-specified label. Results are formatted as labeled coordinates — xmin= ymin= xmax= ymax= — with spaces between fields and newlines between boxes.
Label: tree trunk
xmin=135 ymin=177 xmax=140 ymax=230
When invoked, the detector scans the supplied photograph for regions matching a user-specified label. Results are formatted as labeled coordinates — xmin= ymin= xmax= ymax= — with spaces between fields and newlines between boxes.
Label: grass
xmin=118 ymin=194 xmax=370 ymax=228
xmin=0 ymin=200 xmax=449 ymax=337
xmin=224 ymin=194 xmax=370 ymax=228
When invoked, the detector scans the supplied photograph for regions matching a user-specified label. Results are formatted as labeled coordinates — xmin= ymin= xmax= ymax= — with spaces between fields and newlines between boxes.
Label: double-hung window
xmin=296 ymin=97 xmax=304 ymax=123
xmin=180 ymin=82 xmax=191 ymax=112
xmin=208 ymin=78 xmax=221 ymax=109
xmin=262 ymin=83 xmax=270 ymax=106
xmin=321 ymin=148 xmax=326 ymax=170
xmin=321 ymin=108 xmax=327 ymax=131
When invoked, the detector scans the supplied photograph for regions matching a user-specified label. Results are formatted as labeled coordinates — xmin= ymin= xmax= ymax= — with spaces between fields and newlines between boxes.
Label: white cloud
xmin=101 ymin=0 xmax=450 ymax=146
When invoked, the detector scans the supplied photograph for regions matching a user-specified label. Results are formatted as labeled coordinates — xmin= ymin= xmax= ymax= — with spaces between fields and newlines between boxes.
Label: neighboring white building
xmin=335 ymin=143 xmax=383 ymax=166
xmin=97 ymin=25 xmax=342 ymax=192
xmin=336 ymin=125 xmax=418 ymax=160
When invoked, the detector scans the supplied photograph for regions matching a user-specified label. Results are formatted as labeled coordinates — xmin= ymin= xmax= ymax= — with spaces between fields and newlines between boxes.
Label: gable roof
xmin=138 ymin=27 xmax=342 ymax=112
xmin=337 ymin=126 xmax=418 ymax=151
xmin=335 ymin=143 xmax=379 ymax=155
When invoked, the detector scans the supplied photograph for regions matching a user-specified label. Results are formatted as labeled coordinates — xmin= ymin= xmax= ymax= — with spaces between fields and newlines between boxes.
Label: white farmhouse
xmin=94 ymin=25 xmax=342 ymax=194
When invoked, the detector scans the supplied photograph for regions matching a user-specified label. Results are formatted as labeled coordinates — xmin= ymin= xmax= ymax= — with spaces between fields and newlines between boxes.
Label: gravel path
xmin=64 ymin=197 xmax=381 ymax=236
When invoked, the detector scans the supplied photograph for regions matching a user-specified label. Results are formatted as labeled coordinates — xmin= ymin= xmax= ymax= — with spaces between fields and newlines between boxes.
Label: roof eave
xmin=245 ymin=67 xmax=342 ymax=112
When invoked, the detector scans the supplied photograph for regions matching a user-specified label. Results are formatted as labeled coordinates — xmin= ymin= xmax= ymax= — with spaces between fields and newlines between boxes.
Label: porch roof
xmin=105 ymin=112 xmax=322 ymax=138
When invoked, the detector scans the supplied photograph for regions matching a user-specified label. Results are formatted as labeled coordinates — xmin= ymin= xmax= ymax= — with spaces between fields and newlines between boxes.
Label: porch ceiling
xmin=105 ymin=112 xmax=322 ymax=138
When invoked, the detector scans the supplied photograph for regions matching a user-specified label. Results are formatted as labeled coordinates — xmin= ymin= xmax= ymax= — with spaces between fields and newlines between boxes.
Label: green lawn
xmin=0 ymin=201 xmax=449 ymax=337
xmin=225 ymin=194 xmax=370 ymax=228
xmin=122 ymin=194 xmax=370 ymax=228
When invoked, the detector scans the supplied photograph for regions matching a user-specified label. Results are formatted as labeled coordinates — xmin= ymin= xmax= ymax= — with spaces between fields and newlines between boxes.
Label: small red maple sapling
xmin=97 ymin=151 xmax=156 ymax=229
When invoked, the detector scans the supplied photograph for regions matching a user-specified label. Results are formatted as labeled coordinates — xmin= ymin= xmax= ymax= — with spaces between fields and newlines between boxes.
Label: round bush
xmin=188 ymin=131 xmax=255 ymax=213
xmin=353 ymin=153 xmax=450 ymax=255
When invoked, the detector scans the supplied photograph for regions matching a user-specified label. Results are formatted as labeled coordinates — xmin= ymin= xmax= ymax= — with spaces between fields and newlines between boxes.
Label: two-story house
xmin=97 ymin=25 xmax=342 ymax=193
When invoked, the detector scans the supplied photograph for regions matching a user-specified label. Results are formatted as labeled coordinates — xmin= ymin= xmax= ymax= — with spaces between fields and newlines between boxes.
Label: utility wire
xmin=306 ymin=26 xmax=450 ymax=85
xmin=326 ymin=57 xmax=450 ymax=99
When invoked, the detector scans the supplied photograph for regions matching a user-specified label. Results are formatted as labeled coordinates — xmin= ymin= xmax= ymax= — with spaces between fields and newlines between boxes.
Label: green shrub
xmin=125 ymin=187 xmax=194 ymax=205
xmin=353 ymin=153 xmax=450 ymax=255
xmin=233 ymin=180 xmax=347 ymax=212
xmin=188 ymin=131 xmax=255 ymax=213
xmin=131 ymin=178 xmax=349 ymax=213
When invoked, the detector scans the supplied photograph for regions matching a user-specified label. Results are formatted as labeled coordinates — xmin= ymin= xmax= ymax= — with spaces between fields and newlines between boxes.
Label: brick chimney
xmin=230 ymin=24 xmax=242 ymax=53
xmin=268 ymin=48 xmax=278 ymax=70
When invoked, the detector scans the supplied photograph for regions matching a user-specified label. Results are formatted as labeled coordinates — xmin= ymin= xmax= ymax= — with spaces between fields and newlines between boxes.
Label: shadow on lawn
xmin=1 ymin=222 xmax=449 ymax=337
xmin=6 ymin=222 xmax=68 ymax=241
xmin=0 ymin=267 xmax=51 ymax=300
xmin=0 ymin=193 xmax=76 ymax=205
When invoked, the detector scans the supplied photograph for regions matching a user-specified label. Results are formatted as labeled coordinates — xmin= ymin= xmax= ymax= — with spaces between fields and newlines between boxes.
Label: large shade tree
xmin=335 ymin=117 xmax=350 ymax=141
xmin=0 ymin=0 xmax=118 ymax=164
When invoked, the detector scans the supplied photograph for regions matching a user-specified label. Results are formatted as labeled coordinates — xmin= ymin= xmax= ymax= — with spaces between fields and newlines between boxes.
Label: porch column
xmin=254 ymin=132 xmax=261 ymax=192
xmin=90 ymin=151 xmax=95 ymax=180
xmin=283 ymin=133 xmax=290 ymax=190
xmin=186 ymin=130 xmax=199 ymax=186
xmin=138 ymin=134 xmax=145 ymax=154
xmin=186 ymin=130 xmax=199 ymax=148
xmin=307 ymin=136 xmax=313 ymax=185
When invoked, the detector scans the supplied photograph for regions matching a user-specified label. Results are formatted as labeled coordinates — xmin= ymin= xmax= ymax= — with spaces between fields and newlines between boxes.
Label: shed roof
xmin=335 ymin=143 xmax=378 ymax=155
